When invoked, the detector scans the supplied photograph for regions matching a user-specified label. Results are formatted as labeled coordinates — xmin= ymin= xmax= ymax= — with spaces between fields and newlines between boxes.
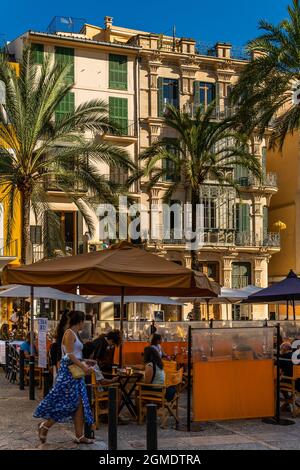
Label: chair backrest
xmin=91 ymin=370 xmax=97 ymax=386
xmin=162 ymin=360 xmax=177 ymax=373
xmin=165 ymin=368 xmax=183 ymax=387
xmin=234 ymin=350 xmax=254 ymax=361
xmin=293 ymin=365 xmax=300 ymax=379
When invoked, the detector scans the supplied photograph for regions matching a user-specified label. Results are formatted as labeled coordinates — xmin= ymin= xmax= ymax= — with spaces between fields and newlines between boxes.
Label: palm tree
xmin=135 ymin=104 xmax=261 ymax=273
xmin=230 ymin=0 xmax=300 ymax=149
xmin=0 ymin=49 xmax=136 ymax=264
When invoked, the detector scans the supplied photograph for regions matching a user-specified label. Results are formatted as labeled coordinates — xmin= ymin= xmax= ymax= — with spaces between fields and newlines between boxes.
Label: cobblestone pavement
xmin=1 ymin=370 xmax=300 ymax=450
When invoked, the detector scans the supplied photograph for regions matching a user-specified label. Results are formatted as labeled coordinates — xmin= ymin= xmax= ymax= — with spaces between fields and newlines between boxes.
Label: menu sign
xmin=37 ymin=318 xmax=48 ymax=369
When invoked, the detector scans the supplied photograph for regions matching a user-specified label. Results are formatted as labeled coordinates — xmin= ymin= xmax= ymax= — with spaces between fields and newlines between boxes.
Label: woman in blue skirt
xmin=34 ymin=311 xmax=94 ymax=444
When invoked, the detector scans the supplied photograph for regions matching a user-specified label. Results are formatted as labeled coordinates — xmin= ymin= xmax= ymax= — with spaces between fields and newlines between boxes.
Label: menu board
xmin=38 ymin=318 xmax=48 ymax=369
xmin=0 ymin=341 xmax=6 ymax=364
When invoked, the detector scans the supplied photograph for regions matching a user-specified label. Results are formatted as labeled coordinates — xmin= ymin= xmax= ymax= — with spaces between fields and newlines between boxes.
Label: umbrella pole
xmin=119 ymin=287 xmax=125 ymax=367
xmin=29 ymin=286 xmax=35 ymax=400
xmin=293 ymin=298 xmax=296 ymax=321
xmin=206 ymin=299 xmax=209 ymax=321
xmin=286 ymin=300 xmax=289 ymax=321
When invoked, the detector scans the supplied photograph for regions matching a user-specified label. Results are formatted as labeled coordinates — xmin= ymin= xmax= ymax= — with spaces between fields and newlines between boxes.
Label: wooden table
xmin=105 ymin=370 xmax=144 ymax=419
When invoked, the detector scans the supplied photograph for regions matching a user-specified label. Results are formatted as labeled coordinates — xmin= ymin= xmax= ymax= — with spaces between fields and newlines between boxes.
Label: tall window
xmin=194 ymin=81 xmax=216 ymax=108
xmin=158 ymin=78 xmax=179 ymax=116
xmin=31 ymin=43 xmax=44 ymax=65
xmin=235 ymin=203 xmax=250 ymax=233
xmin=109 ymin=97 xmax=128 ymax=135
xmin=162 ymin=139 xmax=179 ymax=182
xmin=110 ymin=165 xmax=128 ymax=186
xmin=232 ymin=262 xmax=251 ymax=288
xmin=199 ymin=262 xmax=220 ymax=282
xmin=55 ymin=46 xmax=74 ymax=84
xmin=234 ymin=165 xmax=249 ymax=186
xmin=55 ymin=92 xmax=75 ymax=123
xmin=262 ymin=146 xmax=267 ymax=178
xmin=109 ymin=54 xmax=127 ymax=90
xmin=263 ymin=206 xmax=268 ymax=240
xmin=203 ymin=198 xmax=217 ymax=229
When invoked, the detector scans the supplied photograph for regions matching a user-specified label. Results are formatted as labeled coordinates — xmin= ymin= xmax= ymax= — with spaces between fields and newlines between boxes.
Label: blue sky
xmin=0 ymin=0 xmax=290 ymax=46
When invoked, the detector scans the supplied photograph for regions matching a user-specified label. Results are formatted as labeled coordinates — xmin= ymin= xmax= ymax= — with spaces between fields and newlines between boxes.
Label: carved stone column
xmin=179 ymin=57 xmax=199 ymax=96
xmin=146 ymin=52 xmax=162 ymax=118
xmin=223 ymin=256 xmax=235 ymax=288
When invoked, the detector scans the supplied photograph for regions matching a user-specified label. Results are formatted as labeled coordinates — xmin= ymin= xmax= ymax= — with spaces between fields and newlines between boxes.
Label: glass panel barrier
xmin=192 ymin=327 xmax=275 ymax=421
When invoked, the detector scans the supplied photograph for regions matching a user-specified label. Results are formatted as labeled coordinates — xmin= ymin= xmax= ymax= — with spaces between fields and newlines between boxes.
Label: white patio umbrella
xmin=87 ymin=295 xmax=184 ymax=305
xmin=0 ymin=284 xmax=91 ymax=302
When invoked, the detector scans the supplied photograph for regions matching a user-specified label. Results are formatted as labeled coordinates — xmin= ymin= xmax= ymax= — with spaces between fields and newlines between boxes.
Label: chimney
xmin=104 ymin=16 xmax=113 ymax=29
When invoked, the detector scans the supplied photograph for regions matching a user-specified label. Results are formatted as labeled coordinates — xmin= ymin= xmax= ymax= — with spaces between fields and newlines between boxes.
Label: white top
xmin=62 ymin=329 xmax=83 ymax=360
xmin=147 ymin=362 xmax=165 ymax=385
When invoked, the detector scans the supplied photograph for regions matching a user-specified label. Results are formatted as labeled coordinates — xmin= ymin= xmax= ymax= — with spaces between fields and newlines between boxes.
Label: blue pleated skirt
xmin=33 ymin=357 xmax=94 ymax=425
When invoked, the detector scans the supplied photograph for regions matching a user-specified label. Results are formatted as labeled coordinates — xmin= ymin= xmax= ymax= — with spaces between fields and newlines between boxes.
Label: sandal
xmin=38 ymin=422 xmax=50 ymax=443
xmin=74 ymin=435 xmax=94 ymax=444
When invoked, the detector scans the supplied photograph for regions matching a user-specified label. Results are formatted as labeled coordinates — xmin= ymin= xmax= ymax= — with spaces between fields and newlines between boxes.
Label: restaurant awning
xmin=3 ymin=241 xmax=219 ymax=297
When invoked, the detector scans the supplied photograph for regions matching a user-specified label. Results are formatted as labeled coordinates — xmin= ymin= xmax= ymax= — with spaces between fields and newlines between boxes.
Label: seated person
xmin=143 ymin=346 xmax=176 ymax=402
xmin=92 ymin=330 xmax=122 ymax=372
xmin=279 ymin=342 xmax=300 ymax=390
xmin=20 ymin=333 xmax=37 ymax=361
xmin=150 ymin=334 xmax=170 ymax=360
xmin=82 ymin=342 xmax=119 ymax=391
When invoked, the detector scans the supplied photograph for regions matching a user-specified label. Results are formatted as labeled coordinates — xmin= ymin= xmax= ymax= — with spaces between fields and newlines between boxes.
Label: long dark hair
xmin=151 ymin=334 xmax=162 ymax=346
xmin=68 ymin=311 xmax=85 ymax=327
xmin=143 ymin=346 xmax=163 ymax=370
xmin=56 ymin=310 xmax=70 ymax=347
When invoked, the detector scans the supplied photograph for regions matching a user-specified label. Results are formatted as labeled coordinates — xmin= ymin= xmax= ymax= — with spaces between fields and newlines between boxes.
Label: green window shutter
xmin=262 ymin=146 xmax=267 ymax=177
xmin=263 ymin=206 xmax=268 ymax=239
xmin=234 ymin=165 xmax=249 ymax=186
xmin=55 ymin=46 xmax=74 ymax=85
xmin=215 ymin=82 xmax=221 ymax=106
xmin=31 ymin=43 xmax=44 ymax=65
xmin=55 ymin=92 xmax=75 ymax=123
xmin=157 ymin=77 xmax=164 ymax=117
xmin=109 ymin=97 xmax=128 ymax=135
xmin=235 ymin=203 xmax=250 ymax=232
xmin=194 ymin=81 xmax=200 ymax=108
xmin=109 ymin=54 xmax=127 ymax=90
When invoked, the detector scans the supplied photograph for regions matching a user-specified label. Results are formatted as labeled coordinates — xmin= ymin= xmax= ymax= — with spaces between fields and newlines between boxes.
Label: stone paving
xmin=1 ymin=370 xmax=300 ymax=450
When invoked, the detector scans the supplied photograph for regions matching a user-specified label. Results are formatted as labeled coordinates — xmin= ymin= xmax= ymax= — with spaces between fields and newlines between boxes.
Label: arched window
xmin=0 ymin=81 xmax=5 ymax=105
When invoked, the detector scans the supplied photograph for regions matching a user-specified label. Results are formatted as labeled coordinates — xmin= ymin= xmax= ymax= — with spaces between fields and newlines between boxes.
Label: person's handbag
xmin=68 ymin=364 xmax=85 ymax=379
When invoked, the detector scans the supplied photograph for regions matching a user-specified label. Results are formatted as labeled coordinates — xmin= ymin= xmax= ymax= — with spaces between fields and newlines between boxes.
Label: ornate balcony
xmin=148 ymin=229 xmax=280 ymax=249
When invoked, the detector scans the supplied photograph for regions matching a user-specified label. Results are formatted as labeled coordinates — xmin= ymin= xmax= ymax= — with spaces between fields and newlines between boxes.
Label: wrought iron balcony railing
xmin=149 ymin=229 xmax=280 ymax=248
xmin=236 ymin=172 xmax=278 ymax=189
xmin=182 ymin=104 xmax=239 ymax=120
xmin=106 ymin=120 xmax=137 ymax=138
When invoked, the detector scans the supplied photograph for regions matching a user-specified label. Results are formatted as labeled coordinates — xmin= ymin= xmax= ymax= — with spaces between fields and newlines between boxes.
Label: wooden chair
xmin=90 ymin=371 xmax=119 ymax=429
xmin=162 ymin=360 xmax=177 ymax=373
xmin=136 ymin=368 xmax=183 ymax=428
xmin=280 ymin=365 xmax=300 ymax=417
xmin=233 ymin=350 xmax=254 ymax=360
xmin=24 ymin=365 xmax=43 ymax=389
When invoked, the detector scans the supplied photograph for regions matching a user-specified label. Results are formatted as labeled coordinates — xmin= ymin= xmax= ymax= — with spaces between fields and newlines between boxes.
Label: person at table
xmin=150 ymin=334 xmax=170 ymax=360
xmin=0 ymin=323 xmax=10 ymax=340
xmin=82 ymin=342 xmax=119 ymax=390
xmin=149 ymin=320 xmax=157 ymax=336
xmin=143 ymin=346 xmax=176 ymax=402
xmin=34 ymin=310 xmax=94 ymax=445
xmin=20 ymin=332 xmax=37 ymax=361
xmin=92 ymin=330 xmax=122 ymax=371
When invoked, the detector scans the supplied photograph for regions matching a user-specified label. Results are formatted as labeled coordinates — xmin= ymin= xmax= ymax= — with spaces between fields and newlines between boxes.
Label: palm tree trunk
xmin=20 ymin=189 xmax=31 ymax=265
xmin=191 ymin=188 xmax=201 ymax=321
